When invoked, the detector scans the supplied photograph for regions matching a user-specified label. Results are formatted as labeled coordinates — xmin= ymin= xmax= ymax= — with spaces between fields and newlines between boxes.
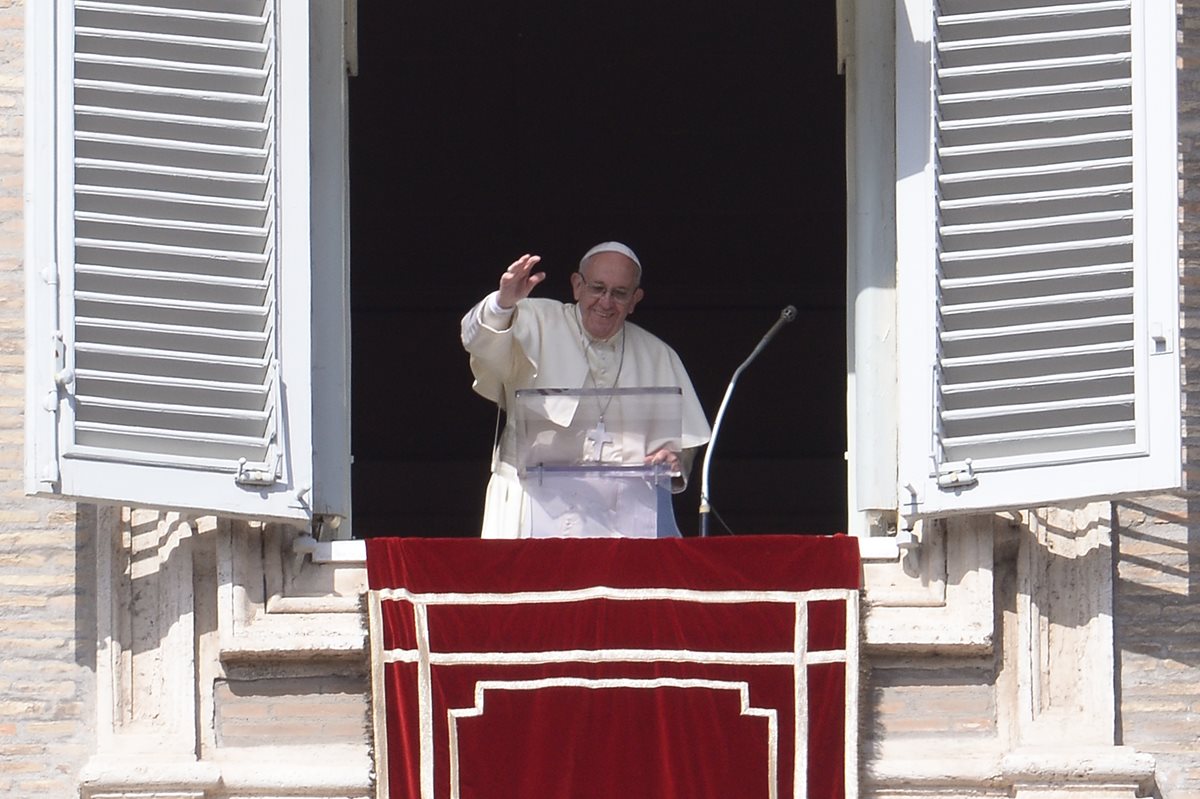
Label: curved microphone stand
xmin=698 ymin=305 xmax=797 ymax=537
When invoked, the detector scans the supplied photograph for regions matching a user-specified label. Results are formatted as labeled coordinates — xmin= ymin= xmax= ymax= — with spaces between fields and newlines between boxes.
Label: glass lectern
xmin=513 ymin=387 xmax=684 ymax=538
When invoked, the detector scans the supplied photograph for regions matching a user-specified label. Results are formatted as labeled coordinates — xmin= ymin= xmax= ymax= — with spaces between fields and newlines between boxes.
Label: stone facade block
xmin=214 ymin=675 xmax=370 ymax=747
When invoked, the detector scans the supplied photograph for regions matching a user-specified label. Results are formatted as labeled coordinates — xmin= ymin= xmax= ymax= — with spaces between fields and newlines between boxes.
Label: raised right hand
xmin=496 ymin=254 xmax=546 ymax=309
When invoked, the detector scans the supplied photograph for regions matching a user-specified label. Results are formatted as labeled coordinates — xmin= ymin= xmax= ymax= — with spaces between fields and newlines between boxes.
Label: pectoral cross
xmin=585 ymin=418 xmax=614 ymax=462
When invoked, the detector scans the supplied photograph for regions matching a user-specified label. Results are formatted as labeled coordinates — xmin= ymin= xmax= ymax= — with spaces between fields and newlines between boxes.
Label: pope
xmin=460 ymin=241 xmax=711 ymax=538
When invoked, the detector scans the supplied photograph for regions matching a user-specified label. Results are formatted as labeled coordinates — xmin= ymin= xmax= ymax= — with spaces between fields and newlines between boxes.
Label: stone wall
xmin=863 ymin=506 xmax=1159 ymax=799
xmin=0 ymin=0 xmax=99 ymax=795
xmin=1107 ymin=4 xmax=1200 ymax=798
xmin=1115 ymin=497 xmax=1200 ymax=799
xmin=75 ymin=512 xmax=371 ymax=799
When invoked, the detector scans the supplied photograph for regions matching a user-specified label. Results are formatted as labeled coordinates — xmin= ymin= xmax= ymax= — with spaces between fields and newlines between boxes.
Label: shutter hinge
xmin=47 ymin=330 xmax=72 ymax=406
xmin=235 ymin=452 xmax=282 ymax=487
xmin=900 ymin=483 xmax=922 ymax=529
xmin=936 ymin=459 xmax=977 ymax=490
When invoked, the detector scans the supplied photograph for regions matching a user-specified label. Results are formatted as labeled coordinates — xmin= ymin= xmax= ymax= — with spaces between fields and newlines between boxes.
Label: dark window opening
xmin=349 ymin=2 xmax=847 ymax=537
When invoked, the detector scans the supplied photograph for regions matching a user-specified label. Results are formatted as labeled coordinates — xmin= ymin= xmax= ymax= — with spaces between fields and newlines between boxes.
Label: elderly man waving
xmin=461 ymin=241 xmax=711 ymax=538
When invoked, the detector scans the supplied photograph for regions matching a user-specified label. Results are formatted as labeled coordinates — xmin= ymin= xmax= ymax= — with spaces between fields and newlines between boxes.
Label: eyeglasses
xmin=578 ymin=274 xmax=636 ymax=305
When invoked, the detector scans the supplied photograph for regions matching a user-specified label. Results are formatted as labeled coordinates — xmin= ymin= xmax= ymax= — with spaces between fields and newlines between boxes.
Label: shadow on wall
xmin=1113 ymin=498 xmax=1200 ymax=668
xmin=75 ymin=503 xmax=98 ymax=674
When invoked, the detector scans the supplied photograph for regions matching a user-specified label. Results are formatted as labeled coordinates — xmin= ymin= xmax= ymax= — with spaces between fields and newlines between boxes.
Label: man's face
xmin=571 ymin=252 xmax=644 ymax=340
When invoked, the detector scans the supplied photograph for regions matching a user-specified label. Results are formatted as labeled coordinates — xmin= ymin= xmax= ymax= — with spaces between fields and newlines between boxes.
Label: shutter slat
xmin=937 ymin=1 xmax=1131 ymax=26
xmin=940 ymin=78 xmax=1131 ymax=105
xmin=74 ymin=422 xmax=269 ymax=448
xmin=76 ymin=185 xmax=270 ymax=213
xmin=941 ymin=289 xmax=1132 ymax=316
xmin=936 ymin=419 xmax=1132 ymax=451
xmin=75 ymin=368 xmax=270 ymax=397
xmin=941 ymin=393 xmax=1133 ymax=423
xmin=941 ymin=366 xmax=1134 ymax=395
xmin=938 ymin=25 xmax=1131 ymax=53
xmin=940 ymin=156 xmax=1132 ymax=184
xmin=76 ymin=315 xmax=270 ymax=343
xmin=941 ymin=209 xmax=1132 ymax=236
xmin=75 ymin=374 xmax=269 ymax=414
xmin=940 ymin=340 xmax=1133 ymax=369
xmin=76 ymin=105 xmax=269 ymax=133
xmin=74 ymin=130 xmax=269 ymax=158
xmin=76 ymin=263 xmax=270 ymax=289
xmin=76 ymin=393 xmax=270 ymax=422
xmin=76 ymin=1 xmax=270 ymax=25
xmin=938 ymin=53 xmax=1130 ymax=79
xmin=940 ymin=234 xmax=1133 ymax=263
xmin=76 ymin=26 xmax=269 ymax=54
xmin=75 ymin=237 xmax=270 ymax=263
xmin=75 ymin=211 xmax=270 ymax=237
xmin=75 ymin=341 xmax=271 ymax=369
xmin=941 ymin=262 xmax=1132 ymax=289
xmin=76 ymin=158 xmax=270 ymax=187
xmin=940 ymin=183 xmax=1132 ymax=211
xmin=939 ymin=130 xmax=1131 ymax=157
xmin=75 ymin=78 xmax=270 ymax=104
xmin=76 ymin=419 xmax=270 ymax=451
xmin=940 ymin=314 xmax=1131 ymax=343
xmin=66 ymin=445 xmax=262 ymax=473
xmin=940 ymin=419 xmax=1137 ymax=443
xmin=75 ymin=54 xmax=271 ymax=81
xmin=940 ymin=105 xmax=1130 ymax=132
xmin=75 ymin=325 xmax=272 ymax=359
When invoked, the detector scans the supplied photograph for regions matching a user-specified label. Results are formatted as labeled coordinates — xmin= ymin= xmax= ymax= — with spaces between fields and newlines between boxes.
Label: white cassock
xmin=461 ymin=292 xmax=712 ymax=538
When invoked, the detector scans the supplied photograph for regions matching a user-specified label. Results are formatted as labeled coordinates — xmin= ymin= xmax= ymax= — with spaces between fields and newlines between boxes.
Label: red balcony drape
xmin=368 ymin=535 xmax=860 ymax=799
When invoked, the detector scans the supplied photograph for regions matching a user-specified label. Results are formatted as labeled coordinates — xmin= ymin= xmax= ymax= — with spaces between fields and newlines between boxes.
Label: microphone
xmin=698 ymin=305 xmax=797 ymax=537
xmin=753 ymin=305 xmax=798 ymax=354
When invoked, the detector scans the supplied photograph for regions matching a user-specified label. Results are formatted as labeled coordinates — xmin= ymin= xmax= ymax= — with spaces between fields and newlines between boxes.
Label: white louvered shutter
xmin=895 ymin=0 xmax=1179 ymax=516
xmin=25 ymin=0 xmax=346 ymax=521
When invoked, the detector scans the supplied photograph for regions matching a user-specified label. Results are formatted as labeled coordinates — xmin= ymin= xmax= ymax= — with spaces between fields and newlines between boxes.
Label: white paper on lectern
xmin=513 ymin=388 xmax=683 ymax=538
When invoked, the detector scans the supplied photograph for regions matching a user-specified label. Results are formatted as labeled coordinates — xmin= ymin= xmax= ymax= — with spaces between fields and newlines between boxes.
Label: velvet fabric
xmin=367 ymin=535 xmax=860 ymax=799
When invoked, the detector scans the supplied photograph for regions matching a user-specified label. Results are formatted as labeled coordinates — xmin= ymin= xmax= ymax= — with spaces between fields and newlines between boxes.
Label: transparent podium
xmin=513 ymin=387 xmax=684 ymax=538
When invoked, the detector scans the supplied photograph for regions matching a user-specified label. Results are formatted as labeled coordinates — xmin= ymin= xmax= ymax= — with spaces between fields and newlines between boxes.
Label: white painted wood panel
xmin=25 ymin=0 xmax=347 ymax=521
xmin=895 ymin=0 xmax=1179 ymax=517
